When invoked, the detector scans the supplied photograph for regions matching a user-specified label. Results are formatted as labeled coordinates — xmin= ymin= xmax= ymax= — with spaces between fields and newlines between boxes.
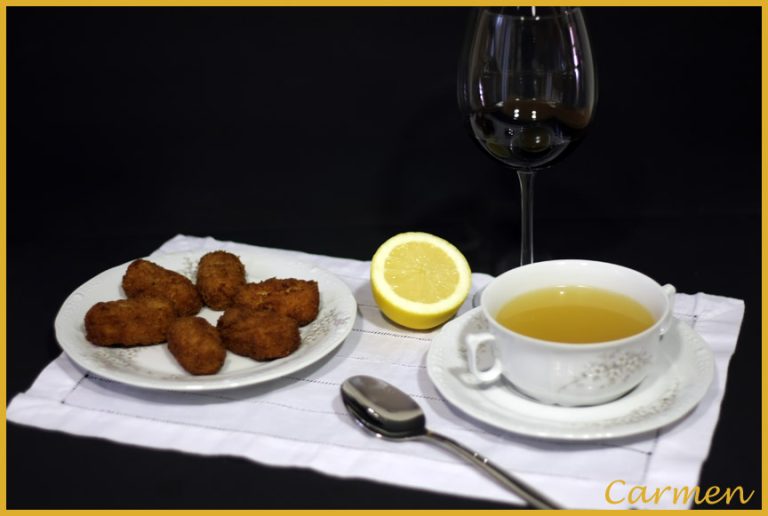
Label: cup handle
xmin=466 ymin=332 xmax=503 ymax=384
xmin=659 ymin=284 xmax=676 ymax=337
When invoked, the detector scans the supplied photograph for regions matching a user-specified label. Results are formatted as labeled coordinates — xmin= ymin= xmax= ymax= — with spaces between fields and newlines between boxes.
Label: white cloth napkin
xmin=7 ymin=234 xmax=746 ymax=510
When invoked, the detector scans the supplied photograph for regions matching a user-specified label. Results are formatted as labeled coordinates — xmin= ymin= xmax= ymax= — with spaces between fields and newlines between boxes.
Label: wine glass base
xmin=492 ymin=249 xmax=554 ymax=276
xmin=472 ymin=249 xmax=554 ymax=307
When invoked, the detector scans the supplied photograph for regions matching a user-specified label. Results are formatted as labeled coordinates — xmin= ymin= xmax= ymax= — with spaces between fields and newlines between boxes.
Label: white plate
xmin=54 ymin=251 xmax=357 ymax=391
xmin=426 ymin=307 xmax=714 ymax=441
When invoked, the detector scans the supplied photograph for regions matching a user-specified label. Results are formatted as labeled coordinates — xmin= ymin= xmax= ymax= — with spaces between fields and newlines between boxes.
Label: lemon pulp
xmin=384 ymin=242 xmax=459 ymax=303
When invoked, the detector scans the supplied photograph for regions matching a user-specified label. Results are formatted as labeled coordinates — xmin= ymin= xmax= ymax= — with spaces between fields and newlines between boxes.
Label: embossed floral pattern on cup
xmin=558 ymin=349 xmax=653 ymax=394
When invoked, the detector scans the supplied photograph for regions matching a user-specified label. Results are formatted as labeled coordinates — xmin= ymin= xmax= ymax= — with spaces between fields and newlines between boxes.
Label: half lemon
xmin=370 ymin=232 xmax=472 ymax=330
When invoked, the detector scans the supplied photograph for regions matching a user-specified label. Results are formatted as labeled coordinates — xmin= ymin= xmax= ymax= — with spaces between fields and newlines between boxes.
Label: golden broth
xmin=495 ymin=286 xmax=655 ymax=344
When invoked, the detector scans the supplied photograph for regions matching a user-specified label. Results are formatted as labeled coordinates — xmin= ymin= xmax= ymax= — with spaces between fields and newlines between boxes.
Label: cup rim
xmin=480 ymin=259 xmax=670 ymax=349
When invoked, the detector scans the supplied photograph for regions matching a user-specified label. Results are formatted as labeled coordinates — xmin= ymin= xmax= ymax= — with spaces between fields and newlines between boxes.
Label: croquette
xmin=233 ymin=277 xmax=319 ymax=326
xmin=84 ymin=296 xmax=176 ymax=346
xmin=167 ymin=316 xmax=226 ymax=375
xmin=122 ymin=259 xmax=203 ymax=317
xmin=217 ymin=306 xmax=300 ymax=361
xmin=196 ymin=251 xmax=246 ymax=310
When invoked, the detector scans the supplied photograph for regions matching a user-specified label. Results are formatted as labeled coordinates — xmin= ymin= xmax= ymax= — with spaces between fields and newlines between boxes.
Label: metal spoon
xmin=340 ymin=375 xmax=562 ymax=510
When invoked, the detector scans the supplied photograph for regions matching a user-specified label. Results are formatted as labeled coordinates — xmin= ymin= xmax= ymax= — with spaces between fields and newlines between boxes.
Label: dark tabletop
xmin=7 ymin=6 xmax=761 ymax=510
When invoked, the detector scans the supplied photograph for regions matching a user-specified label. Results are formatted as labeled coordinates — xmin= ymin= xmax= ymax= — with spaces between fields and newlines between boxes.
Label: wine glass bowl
xmin=459 ymin=7 xmax=596 ymax=266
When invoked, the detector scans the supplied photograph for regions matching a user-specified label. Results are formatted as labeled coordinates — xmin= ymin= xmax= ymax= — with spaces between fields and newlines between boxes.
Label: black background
xmin=7 ymin=7 xmax=761 ymax=509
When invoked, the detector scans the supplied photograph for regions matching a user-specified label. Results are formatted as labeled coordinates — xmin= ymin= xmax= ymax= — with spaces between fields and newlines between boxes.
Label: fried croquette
xmin=217 ymin=306 xmax=300 ymax=361
xmin=167 ymin=316 xmax=226 ymax=375
xmin=233 ymin=278 xmax=319 ymax=326
xmin=196 ymin=251 xmax=246 ymax=310
xmin=84 ymin=296 xmax=176 ymax=346
xmin=122 ymin=259 xmax=203 ymax=317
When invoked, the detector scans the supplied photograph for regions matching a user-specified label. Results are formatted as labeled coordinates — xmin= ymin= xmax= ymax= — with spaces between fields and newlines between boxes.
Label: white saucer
xmin=426 ymin=308 xmax=714 ymax=441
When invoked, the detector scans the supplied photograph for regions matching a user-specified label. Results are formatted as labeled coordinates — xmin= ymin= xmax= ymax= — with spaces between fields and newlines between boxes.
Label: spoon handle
xmin=423 ymin=430 xmax=562 ymax=510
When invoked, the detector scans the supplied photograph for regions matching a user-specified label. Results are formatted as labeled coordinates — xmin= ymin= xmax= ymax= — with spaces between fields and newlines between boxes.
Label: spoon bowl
xmin=341 ymin=375 xmax=426 ymax=439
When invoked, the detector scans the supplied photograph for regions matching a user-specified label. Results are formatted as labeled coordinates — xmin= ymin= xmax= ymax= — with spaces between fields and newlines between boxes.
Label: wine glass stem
xmin=517 ymin=169 xmax=536 ymax=266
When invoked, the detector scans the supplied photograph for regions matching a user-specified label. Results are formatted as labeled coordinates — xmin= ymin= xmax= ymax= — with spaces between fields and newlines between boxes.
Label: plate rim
xmin=426 ymin=307 xmax=715 ymax=441
xmin=54 ymin=250 xmax=357 ymax=391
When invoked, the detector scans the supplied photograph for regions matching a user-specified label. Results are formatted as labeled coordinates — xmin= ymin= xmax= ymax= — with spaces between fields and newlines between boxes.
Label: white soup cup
xmin=466 ymin=259 xmax=675 ymax=406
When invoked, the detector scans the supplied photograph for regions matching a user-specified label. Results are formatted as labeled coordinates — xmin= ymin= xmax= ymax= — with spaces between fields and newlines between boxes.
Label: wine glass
xmin=458 ymin=6 xmax=596 ymax=268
